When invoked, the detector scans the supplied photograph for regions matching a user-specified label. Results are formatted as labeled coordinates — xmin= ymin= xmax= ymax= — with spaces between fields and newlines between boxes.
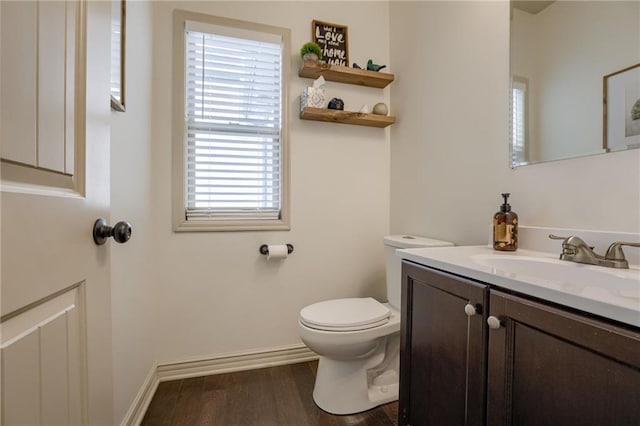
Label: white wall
xmin=390 ymin=1 xmax=640 ymax=245
xmin=150 ymin=1 xmax=391 ymax=362
xmin=390 ymin=1 xmax=511 ymax=244
xmin=110 ymin=1 xmax=156 ymax=423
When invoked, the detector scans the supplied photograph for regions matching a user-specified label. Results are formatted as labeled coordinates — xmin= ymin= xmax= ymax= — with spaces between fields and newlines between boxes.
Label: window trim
xmin=172 ymin=10 xmax=290 ymax=232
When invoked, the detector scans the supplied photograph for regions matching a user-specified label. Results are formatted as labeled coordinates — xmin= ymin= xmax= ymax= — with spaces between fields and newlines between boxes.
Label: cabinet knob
xmin=464 ymin=303 xmax=477 ymax=317
xmin=487 ymin=316 xmax=502 ymax=329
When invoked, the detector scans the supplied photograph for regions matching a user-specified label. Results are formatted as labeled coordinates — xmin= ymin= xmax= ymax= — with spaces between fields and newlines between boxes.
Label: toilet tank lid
xmin=384 ymin=235 xmax=454 ymax=249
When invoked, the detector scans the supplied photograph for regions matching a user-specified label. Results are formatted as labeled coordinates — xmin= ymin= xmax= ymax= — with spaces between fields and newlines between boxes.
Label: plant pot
xmin=302 ymin=53 xmax=319 ymax=62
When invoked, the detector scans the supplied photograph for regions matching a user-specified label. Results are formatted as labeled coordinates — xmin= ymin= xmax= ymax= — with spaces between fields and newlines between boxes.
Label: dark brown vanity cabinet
xmin=400 ymin=261 xmax=640 ymax=426
xmin=399 ymin=262 xmax=489 ymax=426
xmin=487 ymin=290 xmax=640 ymax=426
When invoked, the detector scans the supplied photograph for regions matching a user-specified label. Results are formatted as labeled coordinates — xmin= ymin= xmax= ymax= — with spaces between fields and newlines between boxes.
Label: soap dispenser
xmin=493 ymin=193 xmax=518 ymax=251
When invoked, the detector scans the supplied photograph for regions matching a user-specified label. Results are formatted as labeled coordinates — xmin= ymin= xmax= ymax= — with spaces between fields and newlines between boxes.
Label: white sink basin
xmin=471 ymin=253 xmax=640 ymax=298
xmin=397 ymin=246 xmax=640 ymax=327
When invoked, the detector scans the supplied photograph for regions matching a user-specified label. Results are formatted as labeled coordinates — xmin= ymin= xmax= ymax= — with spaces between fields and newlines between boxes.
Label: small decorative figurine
xmin=366 ymin=59 xmax=386 ymax=72
xmin=373 ymin=102 xmax=388 ymax=115
xmin=352 ymin=62 xmax=361 ymax=69
xmin=328 ymin=98 xmax=345 ymax=110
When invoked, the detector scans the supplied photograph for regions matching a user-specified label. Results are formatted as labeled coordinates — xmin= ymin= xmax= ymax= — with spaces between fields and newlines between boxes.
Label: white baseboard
xmin=157 ymin=343 xmax=318 ymax=382
xmin=120 ymin=364 xmax=159 ymax=426
xmin=121 ymin=344 xmax=317 ymax=425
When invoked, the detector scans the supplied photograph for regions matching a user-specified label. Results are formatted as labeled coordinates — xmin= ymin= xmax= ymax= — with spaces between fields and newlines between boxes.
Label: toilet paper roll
xmin=267 ymin=244 xmax=289 ymax=260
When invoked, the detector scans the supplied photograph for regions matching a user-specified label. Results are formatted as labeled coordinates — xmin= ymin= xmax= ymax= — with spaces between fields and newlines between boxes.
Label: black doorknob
xmin=93 ymin=218 xmax=132 ymax=245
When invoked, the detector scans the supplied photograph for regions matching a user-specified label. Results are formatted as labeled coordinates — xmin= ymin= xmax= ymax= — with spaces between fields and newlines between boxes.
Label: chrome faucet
xmin=549 ymin=234 xmax=640 ymax=269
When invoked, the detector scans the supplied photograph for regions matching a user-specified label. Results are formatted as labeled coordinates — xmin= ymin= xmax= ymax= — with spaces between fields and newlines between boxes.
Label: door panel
xmin=1 ymin=285 xmax=84 ymax=424
xmin=37 ymin=0 xmax=67 ymax=172
xmin=2 ymin=331 xmax=40 ymax=425
xmin=1 ymin=0 xmax=79 ymax=191
xmin=0 ymin=0 xmax=37 ymax=165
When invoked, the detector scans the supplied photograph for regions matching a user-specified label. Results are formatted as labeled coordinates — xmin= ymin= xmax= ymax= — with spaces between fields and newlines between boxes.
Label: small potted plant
xmin=300 ymin=42 xmax=323 ymax=62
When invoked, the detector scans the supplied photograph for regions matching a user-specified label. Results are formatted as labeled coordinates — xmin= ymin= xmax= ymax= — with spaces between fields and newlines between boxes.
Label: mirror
xmin=510 ymin=1 xmax=640 ymax=167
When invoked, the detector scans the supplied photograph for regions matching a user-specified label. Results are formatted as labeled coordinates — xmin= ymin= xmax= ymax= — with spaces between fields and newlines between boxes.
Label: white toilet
xmin=298 ymin=235 xmax=454 ymax=415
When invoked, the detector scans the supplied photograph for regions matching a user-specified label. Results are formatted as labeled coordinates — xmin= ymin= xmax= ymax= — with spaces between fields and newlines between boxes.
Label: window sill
xmin=173 ymin=218 xmax=290 ymax=232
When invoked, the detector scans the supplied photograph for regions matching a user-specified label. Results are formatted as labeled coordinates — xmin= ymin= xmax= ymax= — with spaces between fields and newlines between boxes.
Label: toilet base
xmin=311 ymin=337 xmax=399 ymax=415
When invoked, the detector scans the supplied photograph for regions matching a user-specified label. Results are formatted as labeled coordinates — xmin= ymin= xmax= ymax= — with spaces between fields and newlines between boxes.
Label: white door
xmin=1 ymin=1 xmax=114 ymax=424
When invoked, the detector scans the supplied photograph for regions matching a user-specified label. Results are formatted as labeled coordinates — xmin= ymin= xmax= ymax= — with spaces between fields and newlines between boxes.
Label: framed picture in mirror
xmin=110 ymin=0 xmax=125 ymax=112
xmin=604 ymin=63 xmax=640 ymax=152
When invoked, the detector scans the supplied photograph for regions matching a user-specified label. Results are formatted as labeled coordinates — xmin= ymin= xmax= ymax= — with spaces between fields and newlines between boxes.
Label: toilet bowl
xmin=298 ymin=235 xmax=453 ymax=415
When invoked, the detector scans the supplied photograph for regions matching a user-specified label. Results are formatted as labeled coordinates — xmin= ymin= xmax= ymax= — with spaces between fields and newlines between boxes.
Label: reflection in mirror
xmin=110 ymin=0 xmax=125 ymax=112
xmin=510 ymin=1 xmax=640 ymax=167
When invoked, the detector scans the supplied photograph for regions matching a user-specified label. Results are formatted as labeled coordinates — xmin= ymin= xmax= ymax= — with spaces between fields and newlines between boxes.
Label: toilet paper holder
xmin=259 ymin=244 xmax=294 ymax=255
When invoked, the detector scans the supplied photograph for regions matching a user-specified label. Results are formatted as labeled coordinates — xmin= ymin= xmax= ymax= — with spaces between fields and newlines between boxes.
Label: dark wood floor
xmin=141 ymin=360 xmax=398 ymax=426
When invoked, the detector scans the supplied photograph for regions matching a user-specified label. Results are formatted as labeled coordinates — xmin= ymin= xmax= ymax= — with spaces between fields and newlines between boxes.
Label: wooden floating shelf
xmin=298 ymin=61 xmax=394 ymax=89
xmin=300 ymin=107 xmax=395 ymax=128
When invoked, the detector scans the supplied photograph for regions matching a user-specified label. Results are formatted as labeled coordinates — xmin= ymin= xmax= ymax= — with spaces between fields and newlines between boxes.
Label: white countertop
xmin=398 ymin=245 xmax=640 ymax=328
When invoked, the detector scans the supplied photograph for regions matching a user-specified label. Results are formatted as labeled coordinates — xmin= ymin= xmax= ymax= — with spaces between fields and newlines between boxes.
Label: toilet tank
xmin=383 ymin=235 xmax=454 ymax=309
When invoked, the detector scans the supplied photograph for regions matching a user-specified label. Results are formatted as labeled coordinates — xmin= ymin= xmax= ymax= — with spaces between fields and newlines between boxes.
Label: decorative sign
xmin=312 ymin=20 xmax=349 ymax=67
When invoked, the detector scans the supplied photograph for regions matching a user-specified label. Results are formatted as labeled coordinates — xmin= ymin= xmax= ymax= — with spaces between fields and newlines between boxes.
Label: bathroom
xmin=1 ymin=0 xmax=638 ymax=424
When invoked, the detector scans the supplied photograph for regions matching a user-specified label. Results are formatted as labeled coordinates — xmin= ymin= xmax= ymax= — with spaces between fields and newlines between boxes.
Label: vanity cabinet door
xmin=487 ymin=290 xmax=640 ymax=426
xmin=399 ymin=262 xmax=488 ymax=426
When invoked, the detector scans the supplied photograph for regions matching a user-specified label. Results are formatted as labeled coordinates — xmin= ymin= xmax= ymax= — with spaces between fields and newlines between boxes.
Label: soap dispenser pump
xmin=493 ymin=193 xmax=518 ymax=251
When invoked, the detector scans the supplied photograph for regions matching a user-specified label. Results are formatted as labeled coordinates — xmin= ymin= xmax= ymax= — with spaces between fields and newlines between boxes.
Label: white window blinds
xmin=184 ymin=21 xmax=284 ymax=221
xmin=511 ymin=79 xmax=527 ymax=166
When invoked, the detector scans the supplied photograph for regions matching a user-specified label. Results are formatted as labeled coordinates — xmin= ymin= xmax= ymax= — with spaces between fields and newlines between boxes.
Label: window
xmin=510 ymin=77 xmax=528 ymax=167
xmin=173 ymin=11 xmax=290 ymax=231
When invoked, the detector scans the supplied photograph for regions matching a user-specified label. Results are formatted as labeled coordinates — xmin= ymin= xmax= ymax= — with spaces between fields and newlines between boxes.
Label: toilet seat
xmin=299 ymin=298 xmax=390 ymax=332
